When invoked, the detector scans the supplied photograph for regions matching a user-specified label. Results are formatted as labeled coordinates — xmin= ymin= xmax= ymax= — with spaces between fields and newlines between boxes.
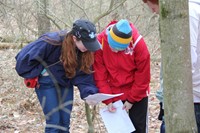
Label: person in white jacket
xmin=143 ymin=0 xmax=200 ymax=132
xmin=189 ymin=0 xmax=200 ymax=132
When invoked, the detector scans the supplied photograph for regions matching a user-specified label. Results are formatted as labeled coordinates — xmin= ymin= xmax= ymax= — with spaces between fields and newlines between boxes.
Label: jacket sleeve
xmin=127 ymin=38 xmax=151 ymax=103
xmin=15 ymin=39 xmax=52 ymax=78
xmin=71 ymin=71 xmax=98 ymax=99
xmin=189 ymin=6 xmax=198 ymax=73
xmin=93 ymin=34 xmax=113 ymax=104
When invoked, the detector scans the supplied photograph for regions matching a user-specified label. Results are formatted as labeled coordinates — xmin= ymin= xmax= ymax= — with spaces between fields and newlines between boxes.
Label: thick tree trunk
xmin=159 ymin=0 xmax=197 ymax=132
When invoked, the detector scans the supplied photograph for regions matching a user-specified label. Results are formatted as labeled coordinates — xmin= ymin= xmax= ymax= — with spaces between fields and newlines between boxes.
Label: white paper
xmin=84 ymin=93 xmax=123 ymax=103
xmin=100 ymin=100 xmax=135 ymax=133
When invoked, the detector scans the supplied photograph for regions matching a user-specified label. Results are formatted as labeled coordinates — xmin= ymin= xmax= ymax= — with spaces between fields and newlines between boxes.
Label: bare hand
xmin=123 ymin=101 xmax=133 ymax=111
xmin=107 ymin=103 xmax=116 ymax=113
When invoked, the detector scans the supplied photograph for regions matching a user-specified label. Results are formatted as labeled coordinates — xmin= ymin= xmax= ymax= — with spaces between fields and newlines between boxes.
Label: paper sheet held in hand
xmin=100 ymin=100 xmax=135 ymax=133
xmin=84 ymin=93 xmax=123 ymax=103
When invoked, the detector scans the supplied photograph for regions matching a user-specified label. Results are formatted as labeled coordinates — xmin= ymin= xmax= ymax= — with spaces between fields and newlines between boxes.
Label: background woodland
xmin=0 ymin=0 xmax=162 ymax=132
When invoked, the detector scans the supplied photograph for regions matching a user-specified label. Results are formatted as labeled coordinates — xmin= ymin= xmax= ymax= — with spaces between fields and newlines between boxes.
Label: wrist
xmin=126 ymin=99 xmax=134 ymax=104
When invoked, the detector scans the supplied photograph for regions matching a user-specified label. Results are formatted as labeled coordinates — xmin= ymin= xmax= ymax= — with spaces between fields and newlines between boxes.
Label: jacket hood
xmin=39 ymin=30 xmax=67 ymax=45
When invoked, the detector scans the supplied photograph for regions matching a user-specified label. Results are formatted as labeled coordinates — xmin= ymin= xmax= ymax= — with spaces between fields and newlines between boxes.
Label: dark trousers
xmin=194 ymin=103 xmax=200 ymax=133
xmin=35 ymin=76 xmax=74 ymax=133
xmin=129 ymin=97 xmax=148 ymax=133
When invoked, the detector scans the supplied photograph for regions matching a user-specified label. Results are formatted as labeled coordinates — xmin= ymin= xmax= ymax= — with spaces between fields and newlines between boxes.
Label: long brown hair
xmin=60 ymin=31 xmax=94 ymax=78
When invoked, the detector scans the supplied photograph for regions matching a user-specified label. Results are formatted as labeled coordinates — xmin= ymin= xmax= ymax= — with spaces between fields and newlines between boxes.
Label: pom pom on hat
xmin=107 ymin=19 xmax=132 ymax=50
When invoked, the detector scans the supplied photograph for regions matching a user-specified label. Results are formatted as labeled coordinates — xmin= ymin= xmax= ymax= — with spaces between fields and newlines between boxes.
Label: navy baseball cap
xmin=72 ymin=19 xmax=101 ymax=52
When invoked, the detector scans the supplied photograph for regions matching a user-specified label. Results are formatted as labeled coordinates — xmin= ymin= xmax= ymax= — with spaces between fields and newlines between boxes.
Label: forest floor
xmin=0 ymin=48 xmax=161 ymax=133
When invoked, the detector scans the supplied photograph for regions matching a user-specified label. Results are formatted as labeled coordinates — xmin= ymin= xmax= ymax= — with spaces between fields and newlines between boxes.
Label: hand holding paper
xmin=107 ymin=103 xmax=117 ymax=112
xmin=123 ymin=101 xmax=133 ymax=111
xmin=100 ymin=100 xmax=135 ymax=133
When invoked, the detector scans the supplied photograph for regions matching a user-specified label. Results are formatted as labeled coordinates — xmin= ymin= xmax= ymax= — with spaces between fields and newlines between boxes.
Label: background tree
xmin=0 ymin=0 xmax=153 ymax=43
xmin=37 ymin=0 xmax=50 ymax=36
xmin=159 ymin=0 xmax=197 ymax=132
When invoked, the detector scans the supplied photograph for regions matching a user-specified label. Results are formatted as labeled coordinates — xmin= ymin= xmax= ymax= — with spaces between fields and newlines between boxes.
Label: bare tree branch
xmin=70 ymin=0 xmax=89 ymax=19
xmin=93 ymin=0 xmax=127 ymax=24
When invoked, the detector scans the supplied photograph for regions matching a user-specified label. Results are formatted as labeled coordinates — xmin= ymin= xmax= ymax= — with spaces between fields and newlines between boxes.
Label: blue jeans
xmin=194 ymin=103 xmax=200 ymax=133
xmin=35 ymin=76 xmax=73 ymax=133
xmin=160 ymin=120 xmax=165 ymax=133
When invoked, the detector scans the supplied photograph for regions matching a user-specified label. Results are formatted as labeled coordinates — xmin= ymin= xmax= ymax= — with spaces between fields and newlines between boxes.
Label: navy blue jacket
xmin=15 ymin=30 xmax=98 ymax=99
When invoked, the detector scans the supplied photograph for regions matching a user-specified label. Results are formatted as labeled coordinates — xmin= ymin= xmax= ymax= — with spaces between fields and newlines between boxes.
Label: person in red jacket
xmin=93 ymin=19 xmax=150 ymax=133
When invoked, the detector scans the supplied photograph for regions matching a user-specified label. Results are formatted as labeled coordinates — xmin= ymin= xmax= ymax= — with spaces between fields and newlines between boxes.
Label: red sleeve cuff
xmin=103 ymin=99 xmax=113 ymax=105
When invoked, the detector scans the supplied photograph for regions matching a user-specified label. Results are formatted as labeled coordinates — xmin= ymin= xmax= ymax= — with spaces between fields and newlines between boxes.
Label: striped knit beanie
xmin=107 ymin=19 xmax=132 ymax=50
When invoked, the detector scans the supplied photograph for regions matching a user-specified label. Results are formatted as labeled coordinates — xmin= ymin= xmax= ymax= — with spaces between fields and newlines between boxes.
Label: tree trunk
xmin=85 ymin=103 xmax=95 ymax=133
xmin=159 ymin=0 xmax=197 ymax=132
xmin=37 ymin=0 xmax=50 ymax=36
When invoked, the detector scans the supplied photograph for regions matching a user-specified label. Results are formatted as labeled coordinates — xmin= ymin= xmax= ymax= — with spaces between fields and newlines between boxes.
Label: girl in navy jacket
xmin=15 ymin=19 xmax=100 ymax=133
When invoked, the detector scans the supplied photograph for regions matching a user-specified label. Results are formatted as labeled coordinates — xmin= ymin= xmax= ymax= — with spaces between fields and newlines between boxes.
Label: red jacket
xmin=93 ymin=20 xmax=150 ymax=104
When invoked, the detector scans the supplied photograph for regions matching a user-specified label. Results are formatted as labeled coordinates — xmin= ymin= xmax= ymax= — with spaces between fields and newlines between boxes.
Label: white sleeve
xmin=191 ymin=46 xmax=197 ymax=73
xmin=189 ymin=2 xmax=199 ymax=72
